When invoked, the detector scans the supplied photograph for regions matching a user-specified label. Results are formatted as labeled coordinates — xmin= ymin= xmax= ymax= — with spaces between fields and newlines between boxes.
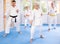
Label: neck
xmin=12 ymin=5 xmax=16 ymax=7
xmin=26 ymin=9 xmax=29 ymax=11
xmin=52 ymin=7 xmax=54 ymax=9
xmin=35 ymin=8 xmax=39 ymax=10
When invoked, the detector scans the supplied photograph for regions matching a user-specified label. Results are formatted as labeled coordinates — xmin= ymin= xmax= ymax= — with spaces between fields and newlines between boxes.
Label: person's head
xmin=24 ymin=3 xmax=30 ymax=10
xmin=51 ymin=2 xmax=54 ymax=8
xmin=33 ymin=2 xmax=40 ymax=10
xmin=24 ymin=6 xmax=29 ymax=10
xmin=11 ymin=0 xmax=16 ymax=7
xmin=24 ymin=4 xmax=29 ymax=10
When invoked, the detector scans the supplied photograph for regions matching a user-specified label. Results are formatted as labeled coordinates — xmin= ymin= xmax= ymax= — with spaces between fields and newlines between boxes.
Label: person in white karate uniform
xmin=4 ymin=0 xmax=21 ymax=37
xmin=30 ymin=2 xmax=44 ymax=42
xmin=48 ymin=2 xmax=57 ymax=31
xmin=24 ymin=4 xmax=31 ymax=29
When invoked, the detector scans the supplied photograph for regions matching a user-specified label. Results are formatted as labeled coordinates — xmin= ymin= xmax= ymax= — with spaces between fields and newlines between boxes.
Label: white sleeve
xmin=16 ymin=7 xmax=20 ymax=16
xmin=54 ymin=7 xmax=57 ymax=14
xmin=24 ymin=10 xmax=27 ymax=16
xmin=39 ymin=9 xmax=43 ymax=15
xmin=29 ymin=10 xmax=34 ymax=20
xmin=47 ymin=7 xmax=51 ymax=13
xmin=40 ymin=9 xmax=43 ymax=14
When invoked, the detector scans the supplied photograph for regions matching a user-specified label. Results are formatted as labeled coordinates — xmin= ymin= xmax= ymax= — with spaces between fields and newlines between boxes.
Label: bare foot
xmin=18 ymin=31 xmax=22 ymax=34
xmin=30 ymin=39 xmax=33 ymax=44
xmin=54 ymin=27 xmax=56 ymax=29
xmin=24 ymin=26 xmax=26 ymax=29
xmin=48 ymin=28 xmax=50 ymax=32
xmin=40 ymin=35 xmax=44 ymax=39
xmin=3 ymin=33 xmax=8 ymax=37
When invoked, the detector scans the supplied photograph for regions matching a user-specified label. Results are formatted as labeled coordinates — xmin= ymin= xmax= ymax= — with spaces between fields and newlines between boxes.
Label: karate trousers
xmin=30 ymin=19 xmax=43 ymax=39
xmin=48 ymin=15 xmax=57 ymax=29
xmin=5 ymin=15 xmax=20 ymax=34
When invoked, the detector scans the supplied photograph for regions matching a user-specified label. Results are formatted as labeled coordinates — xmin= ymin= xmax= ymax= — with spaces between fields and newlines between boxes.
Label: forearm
xmin=30 ymin=20 xmax=33 ymax=25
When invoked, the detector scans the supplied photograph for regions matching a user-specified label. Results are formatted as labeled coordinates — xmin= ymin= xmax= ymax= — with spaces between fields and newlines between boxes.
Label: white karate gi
xmin=30 ymin=9 xmax=43 ymax=39
xmin=48 ymin=8 xmax=57 ymax=29
xmin=5 ymin=6 xmax=20 ymax=34
xmin=24 ymin=9 xmax=31 ymax=26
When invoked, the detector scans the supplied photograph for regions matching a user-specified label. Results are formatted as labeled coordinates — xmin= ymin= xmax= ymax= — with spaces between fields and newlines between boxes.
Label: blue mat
xmin=0 ymin=24 xmax=60 ymax=44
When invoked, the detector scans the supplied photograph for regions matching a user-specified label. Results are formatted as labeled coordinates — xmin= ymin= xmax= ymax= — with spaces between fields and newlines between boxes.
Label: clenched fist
xmin=30 ymin=20 xmax=33 ymax=25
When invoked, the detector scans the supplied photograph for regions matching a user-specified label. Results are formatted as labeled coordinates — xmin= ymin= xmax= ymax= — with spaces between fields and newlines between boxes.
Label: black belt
xmin=10 ymin=15 xmax=17 ymax=23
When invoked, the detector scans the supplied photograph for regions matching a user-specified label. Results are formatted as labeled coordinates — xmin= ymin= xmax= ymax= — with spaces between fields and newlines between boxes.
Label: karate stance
xmin=24 ymin=4 xmax=31 ymax=29
xmin=4 ymin=0 xmax=21 ymax=37
xmin=30 ymin=2 xmax=44 ymax=42
xmin=48 ymin=2 xmax=57 ymax=31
